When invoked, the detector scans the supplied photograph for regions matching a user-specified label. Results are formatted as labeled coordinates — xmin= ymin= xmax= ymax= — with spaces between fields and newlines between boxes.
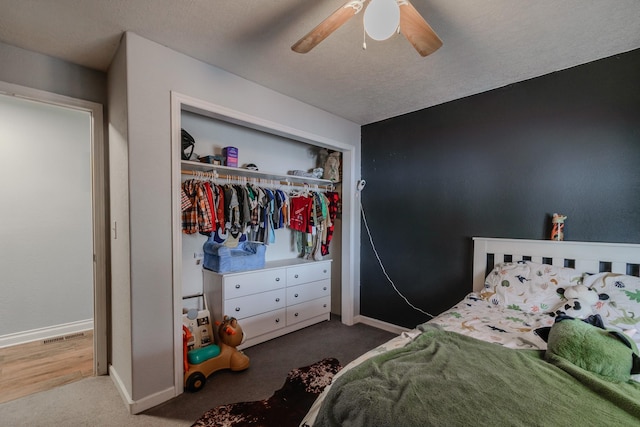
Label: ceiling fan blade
xmin=399 ymin=1 xmax=442 ymax=57
xmin=292 ymin=1 xmax=365 ymax=54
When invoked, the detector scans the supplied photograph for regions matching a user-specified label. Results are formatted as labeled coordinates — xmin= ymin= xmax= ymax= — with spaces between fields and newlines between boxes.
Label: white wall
xmin=108 ymin=31 xmax=360 ymax=411
xmin=0 ymin=93 xmax=93 ymax=340
xmin=0 ymin=41 xmax=106 ymax=105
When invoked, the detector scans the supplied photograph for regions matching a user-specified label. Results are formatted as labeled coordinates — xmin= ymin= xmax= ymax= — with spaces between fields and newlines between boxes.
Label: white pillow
xmin=482 ymin=261 xmax=582 ymax=314
xmin=585 ymin=272 xmax=640 ymax=334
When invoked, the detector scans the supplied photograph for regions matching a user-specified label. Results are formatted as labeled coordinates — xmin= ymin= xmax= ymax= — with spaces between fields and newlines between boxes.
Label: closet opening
xmin=170 ymin=91 xmax=358 ymax=395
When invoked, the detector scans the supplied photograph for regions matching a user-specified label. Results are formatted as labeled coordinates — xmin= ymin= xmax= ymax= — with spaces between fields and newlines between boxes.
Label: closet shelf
xmin=181 ymin=160 xmax=334 ymax=188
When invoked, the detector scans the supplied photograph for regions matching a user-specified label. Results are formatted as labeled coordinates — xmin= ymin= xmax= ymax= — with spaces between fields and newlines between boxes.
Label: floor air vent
xmin=43 ymin=332 xmax=86 ymax=345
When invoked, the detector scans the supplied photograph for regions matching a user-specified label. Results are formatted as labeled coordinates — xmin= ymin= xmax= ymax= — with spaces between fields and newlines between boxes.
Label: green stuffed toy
xmin=544 ymin=315 xmax=640 ymax=383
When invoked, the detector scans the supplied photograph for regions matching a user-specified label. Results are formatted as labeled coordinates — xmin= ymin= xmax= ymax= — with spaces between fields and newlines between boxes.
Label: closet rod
xmin=180 ymin=169 xmax=333 ymax=191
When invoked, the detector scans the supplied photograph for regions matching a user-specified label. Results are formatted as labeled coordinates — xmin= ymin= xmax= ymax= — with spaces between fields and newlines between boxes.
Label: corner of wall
xmin=107 ymin=33 xmax=134 ymax=398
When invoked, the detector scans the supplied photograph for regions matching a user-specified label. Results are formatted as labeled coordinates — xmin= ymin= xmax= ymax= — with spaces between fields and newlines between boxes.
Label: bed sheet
xmin=427 ymin=292 xmax=553 ymax=349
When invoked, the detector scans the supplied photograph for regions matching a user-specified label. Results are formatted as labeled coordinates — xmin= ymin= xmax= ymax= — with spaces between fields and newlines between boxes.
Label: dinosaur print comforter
xmin=427 ymin=291 xmax=554 ymax=348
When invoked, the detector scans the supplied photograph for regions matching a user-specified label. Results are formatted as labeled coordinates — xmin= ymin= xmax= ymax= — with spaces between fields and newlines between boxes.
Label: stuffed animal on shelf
xmin=317 ymin=148 xmax=329 ymax=170
xmin=549 ymin=284 xmax=608 ymax=319
xmin=323 ymin=151 xmax=341 ymax=182
xmin=550 ymin=213 xmax=567 ymax=241
xmin=184 ymin=315 xmax=250 ymax=392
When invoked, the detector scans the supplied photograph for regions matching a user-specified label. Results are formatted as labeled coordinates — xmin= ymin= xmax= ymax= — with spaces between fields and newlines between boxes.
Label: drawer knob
xmin=276 ymin=298 xmax=280 ymax=302
xmin=323 ymin=304 xmax=327 ymax=308
xmin=294 ymin=312 xmax=299 ymax=317
xmin=323 ymin=287 xmax=327 ymax=291
xmin=235 ymin=307 xmax=240 ymax=312
xmin=294 ymin=293 xmax=299 ymax=298
xmin=275 ymin=318 xmax=280 ymax=323
xmin=275 ymin=277 xmax=280 ymax=282
xmin=295 ymin=274 xmax=299 ymax=279
xmin=323 ymin=269 xmax=327 ymax=273
xmin=235 ymin=284 xmax=241 ymax=289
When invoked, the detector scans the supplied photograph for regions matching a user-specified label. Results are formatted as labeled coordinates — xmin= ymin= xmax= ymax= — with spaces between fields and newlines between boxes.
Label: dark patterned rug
xmin=191 ymin=357 xmax=341 ymax=427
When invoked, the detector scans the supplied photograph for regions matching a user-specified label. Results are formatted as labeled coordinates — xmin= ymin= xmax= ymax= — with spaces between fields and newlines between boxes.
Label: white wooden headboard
xmin=472 ymin=237 xmax=640 ymax=292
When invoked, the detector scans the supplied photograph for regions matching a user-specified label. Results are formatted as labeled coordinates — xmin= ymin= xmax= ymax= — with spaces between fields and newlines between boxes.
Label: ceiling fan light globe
xmin=363 ymin=0 xmax=400 ymax=41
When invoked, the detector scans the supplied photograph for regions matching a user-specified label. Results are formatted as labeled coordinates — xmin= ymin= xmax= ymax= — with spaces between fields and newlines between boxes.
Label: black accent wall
xmin=360 ymin=48 xmax=640 ymax=328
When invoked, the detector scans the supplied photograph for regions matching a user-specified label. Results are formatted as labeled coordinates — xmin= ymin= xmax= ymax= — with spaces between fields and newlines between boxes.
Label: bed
xmin=302 ymin=237 xmax=640 ymax=426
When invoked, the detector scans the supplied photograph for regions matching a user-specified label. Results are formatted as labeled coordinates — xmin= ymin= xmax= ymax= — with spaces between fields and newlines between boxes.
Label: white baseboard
xmin=0 ymin=319 xmax=93 ymax=348
xmin=354 ymin=315 xmax=408 ymax=335
xmin=109 ymin=365 xmax=178 ymax=414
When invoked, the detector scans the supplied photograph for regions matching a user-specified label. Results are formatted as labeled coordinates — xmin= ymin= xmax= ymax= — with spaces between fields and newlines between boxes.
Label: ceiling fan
xmin=291 ymin=0 xmax=442 ymax=57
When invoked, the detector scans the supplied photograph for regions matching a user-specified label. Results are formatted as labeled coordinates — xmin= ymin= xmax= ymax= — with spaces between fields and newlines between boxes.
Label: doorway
xmin=0 ymin=82 xmax=107 ymax=401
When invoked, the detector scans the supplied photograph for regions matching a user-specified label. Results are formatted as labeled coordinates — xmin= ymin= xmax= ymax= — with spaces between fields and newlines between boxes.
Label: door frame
xmin=0 ymin=81 xmax=108 ymax=375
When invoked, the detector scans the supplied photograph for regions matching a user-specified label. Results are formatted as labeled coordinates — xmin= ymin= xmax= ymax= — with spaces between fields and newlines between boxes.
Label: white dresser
xmin=203 ymin=259 xmax=331 ymax=348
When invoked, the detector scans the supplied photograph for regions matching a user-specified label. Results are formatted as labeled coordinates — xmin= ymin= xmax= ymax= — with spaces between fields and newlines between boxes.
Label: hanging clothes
xmin=180 ymin=173 xmax=337 ymax=258
xmin=182 ymin=180 xmax=199 ymax=233
xmin=181 ymin=188 xmax=192 ymax=212
xmin=235 ymin=184 xmax=251 ymax=229
xmin=275 ymin=189 xmax=288 ymax=229
xmin=203 ymin=182 xmax=217 ymax=233
xmin=289 ymin=194 xmax=313 ymax=233
xmin=307 ymin=192 xmax=323 ymax=260
xmin=262 ymin=188 xmax=276 ymax=244
xmin=224 ymin=184 xmax=240 ymax=229
xmin=215 ymin=184 xmax=225 ymax=232
xmin=246 ymin=183 xmax=260 ymax=241
xmin=255 ymin=185 xmax=268 ymax=242
xmin=289 ymin=192 xmax=317 ymax=258
xmin=181 ymin=179 xmax=214 ymax=234
xmin=321 ymin=191 xmax=341 ymax=256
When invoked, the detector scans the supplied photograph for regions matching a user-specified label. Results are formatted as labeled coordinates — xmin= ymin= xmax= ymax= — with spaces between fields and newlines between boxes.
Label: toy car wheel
xmin=186 ymin=372 xmax=206 ymax=392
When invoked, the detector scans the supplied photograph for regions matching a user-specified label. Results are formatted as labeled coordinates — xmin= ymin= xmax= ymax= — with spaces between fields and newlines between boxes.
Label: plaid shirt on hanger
xmin=181 ymin=180 xmax=213 ymax=234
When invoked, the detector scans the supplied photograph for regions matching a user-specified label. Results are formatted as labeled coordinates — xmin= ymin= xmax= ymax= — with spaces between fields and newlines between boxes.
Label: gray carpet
xmin=0 ymin=317 xmax=396 ymax=426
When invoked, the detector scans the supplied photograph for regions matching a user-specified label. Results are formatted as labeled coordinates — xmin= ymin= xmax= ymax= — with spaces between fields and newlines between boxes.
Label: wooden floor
xmin=0 ymin=330 xmax=93 ymax=404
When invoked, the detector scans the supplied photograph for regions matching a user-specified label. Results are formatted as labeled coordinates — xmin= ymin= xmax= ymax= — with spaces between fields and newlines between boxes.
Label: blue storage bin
xmin=203 ymin=240 xmax=266 ymax=273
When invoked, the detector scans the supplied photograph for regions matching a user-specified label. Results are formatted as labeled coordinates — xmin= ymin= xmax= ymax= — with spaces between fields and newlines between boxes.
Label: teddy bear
xmin=549 ymin=284 xmax=606 ymax=319
xmin=217 ymin=315 xmax=251 ymax=372
xmin=323 ymin=151 xmax=341 ymax=182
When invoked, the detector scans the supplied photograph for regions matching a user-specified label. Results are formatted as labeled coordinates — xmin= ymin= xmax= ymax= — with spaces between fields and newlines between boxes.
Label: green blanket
xmin=314 ymin=325 xmax=640 ymax=426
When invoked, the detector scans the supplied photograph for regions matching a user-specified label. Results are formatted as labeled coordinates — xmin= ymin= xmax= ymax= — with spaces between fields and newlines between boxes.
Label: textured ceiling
xmin=1 ymin=0 xmax=639 ymax=125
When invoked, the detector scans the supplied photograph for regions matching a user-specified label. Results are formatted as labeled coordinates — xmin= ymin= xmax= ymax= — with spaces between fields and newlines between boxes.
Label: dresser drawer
xmin=286 ymin=279 xmax=330 ymax=305
xmin=239 ymin=308 xmax=286 ymax=339
xmin=222 ymin=268 xmax=286 ymax=299
xmin=224 ymin=288 xmax=285 ymax=319
xmin=286 ymin=296 xmax=331 ymax=325
xmin=203 ymin=260 xmax=331 ymax=349
xmin=286 ymin=262 xmax=331 ymax=286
